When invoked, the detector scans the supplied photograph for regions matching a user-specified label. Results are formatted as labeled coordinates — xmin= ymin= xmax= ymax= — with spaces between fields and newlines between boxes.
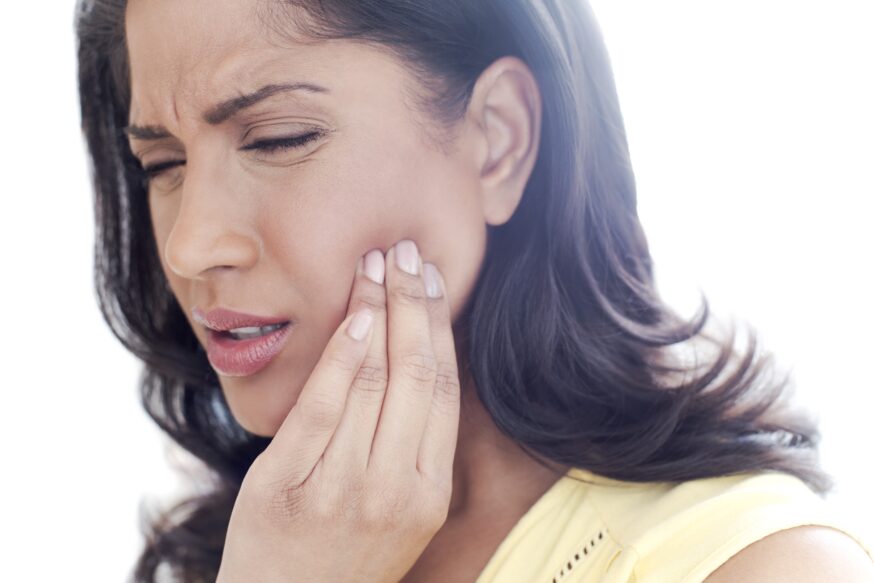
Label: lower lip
xmin=205 ymin=323 xmax=293 ymax=377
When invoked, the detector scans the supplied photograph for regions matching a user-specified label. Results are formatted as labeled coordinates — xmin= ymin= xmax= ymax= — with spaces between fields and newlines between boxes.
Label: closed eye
xmin=140 ymin=130 xmax=325 ymax=180
xmin=141 ymin=159 xmax=184 ymax=178
xmin=240 ymin=130 xmax=324 ymax=154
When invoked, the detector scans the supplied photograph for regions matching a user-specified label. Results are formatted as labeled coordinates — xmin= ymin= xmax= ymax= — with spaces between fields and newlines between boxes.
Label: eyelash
xmin=140 ymin=130 xmax=324 ymax=179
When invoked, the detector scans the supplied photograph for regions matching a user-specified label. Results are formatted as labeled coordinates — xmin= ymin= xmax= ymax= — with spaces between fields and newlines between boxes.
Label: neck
xmin=445 ymin=364 xmax=569 ymax=521
xmin=395 ymin=332 xmax=571 ymax=583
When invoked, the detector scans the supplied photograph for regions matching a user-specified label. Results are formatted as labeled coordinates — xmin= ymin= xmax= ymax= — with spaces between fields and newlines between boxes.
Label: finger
xmin=369 ymin=239 xmax=437 ymax=472
xmin=415 ymin=262 xmax=461 ymax=486
xmin=322 ymin=249 xmax=389 ymax=478
xmin=265 ymin=305 xmax=375 ymax=487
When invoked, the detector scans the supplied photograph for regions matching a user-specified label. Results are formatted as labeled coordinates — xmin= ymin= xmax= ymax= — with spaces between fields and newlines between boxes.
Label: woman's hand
xmin=216 ymin=240 xmax=461 ymax=583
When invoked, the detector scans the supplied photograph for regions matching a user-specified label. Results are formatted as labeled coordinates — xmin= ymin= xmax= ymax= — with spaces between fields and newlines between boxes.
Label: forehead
xmin=124 ymin=0 xmax=411 ymax=125
xmin=126 ymin=0 xmax=263 ymax=84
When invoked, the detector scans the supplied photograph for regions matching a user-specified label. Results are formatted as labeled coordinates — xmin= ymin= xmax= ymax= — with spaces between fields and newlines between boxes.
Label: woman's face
xmin=124 ymin=0 xmax=538 ymax=436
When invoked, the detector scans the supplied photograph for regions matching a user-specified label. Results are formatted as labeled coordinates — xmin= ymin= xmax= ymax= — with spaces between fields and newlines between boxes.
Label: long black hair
xmin=75 ymin=0 xmax=831 ymax=581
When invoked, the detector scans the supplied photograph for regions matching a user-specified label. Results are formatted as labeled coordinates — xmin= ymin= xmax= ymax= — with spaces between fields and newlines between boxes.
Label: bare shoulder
xmin=703 ymin=525 xmax=874 ymax=583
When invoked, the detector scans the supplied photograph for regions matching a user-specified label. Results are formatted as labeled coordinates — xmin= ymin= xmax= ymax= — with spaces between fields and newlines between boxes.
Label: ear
xmin=467 ymin=56 xmax=542 ymax=227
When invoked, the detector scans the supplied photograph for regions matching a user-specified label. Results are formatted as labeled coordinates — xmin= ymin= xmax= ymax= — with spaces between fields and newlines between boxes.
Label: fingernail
xmin=347 ymin=308 xmax=374 ymax=341
xmin=423 ymin=263 xmax=443 ymax=298
xmin=395 ymin=240 xmax=419 ymax=275
xmin=363 ymin=249 xmax=385 ymax=285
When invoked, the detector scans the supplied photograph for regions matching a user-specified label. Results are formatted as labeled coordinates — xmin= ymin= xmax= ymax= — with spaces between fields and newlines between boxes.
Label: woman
xmin=76 ymin=0 xmax=873 ymax=581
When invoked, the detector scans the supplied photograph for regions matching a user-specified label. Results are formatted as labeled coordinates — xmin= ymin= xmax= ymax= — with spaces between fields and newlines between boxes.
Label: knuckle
xmin=298 ymin=396 xmax=343 ymax=431
xmin=399 ymin=350 xmax=438 ymax=384
xmin=432 ymin=362 xmax=461 ymax=404
xmin=350 ymin=356 xmax=389 ymax=397
xmin=340 ymin=478 xmax=368 ymax=510
xmin=310 ymin=488 xmax=343 ymax=521
xmin=354 ymin=296 xmax=386 ymax=315
xmin=259 ymin=476 xmax=308 ymax=523
xmin=359 ymin=498 xmax=389 ymax=529
xmin=389 ymin=281 xmax=428 ymax=306
xmin=362 ymin=488 xmax=412 ymax=530
xmin=420 ymin=498 xmax=450 ymax=531
xmin=324 ymin=348 xmax=360 ymax=374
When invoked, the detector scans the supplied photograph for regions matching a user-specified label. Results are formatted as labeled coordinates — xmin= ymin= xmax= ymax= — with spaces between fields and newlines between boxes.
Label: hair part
xmin=75 ymin=0 xmax=831 ymax=581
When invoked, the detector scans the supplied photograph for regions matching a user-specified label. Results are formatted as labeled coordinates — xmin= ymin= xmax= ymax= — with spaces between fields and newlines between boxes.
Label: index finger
xmin=264 ymin=306 xmax=376 ymax=486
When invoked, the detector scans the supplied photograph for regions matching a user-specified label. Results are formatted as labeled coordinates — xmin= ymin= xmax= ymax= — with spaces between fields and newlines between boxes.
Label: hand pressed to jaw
xmin=267 ymin=238 xmax=459 ymax=494
xmin=332 ymin=239 xmax=459 ymax=487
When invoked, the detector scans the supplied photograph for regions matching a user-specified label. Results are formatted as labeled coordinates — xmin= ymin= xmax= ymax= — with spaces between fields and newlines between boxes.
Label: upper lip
xmin=192 ymin=307 xmax=291 ymax=332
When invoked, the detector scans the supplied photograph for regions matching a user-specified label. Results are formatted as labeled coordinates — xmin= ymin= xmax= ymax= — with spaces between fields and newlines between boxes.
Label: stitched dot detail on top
xmin=551 ymin=530 xmax=604 ymax=582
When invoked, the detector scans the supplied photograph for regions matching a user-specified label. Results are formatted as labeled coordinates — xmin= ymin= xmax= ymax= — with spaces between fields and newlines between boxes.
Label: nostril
xmin=163 ymin=229 xmax=261 ymax=279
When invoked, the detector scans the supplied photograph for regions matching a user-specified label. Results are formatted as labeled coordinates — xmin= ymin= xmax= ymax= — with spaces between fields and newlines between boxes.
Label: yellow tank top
xmin=475 ymin=467 xmax=873 ymax=583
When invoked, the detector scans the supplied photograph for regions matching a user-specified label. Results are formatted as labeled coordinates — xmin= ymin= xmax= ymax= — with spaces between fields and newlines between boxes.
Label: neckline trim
xmin=475 ymin=466 xmax=598 ymax=582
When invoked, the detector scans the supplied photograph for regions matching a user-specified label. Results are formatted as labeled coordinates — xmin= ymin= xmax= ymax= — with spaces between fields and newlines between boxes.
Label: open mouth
xmin=205 ymin=321 xmax=294 ymax=377
xmin=217 ymin=322 xmax=291 ymax=341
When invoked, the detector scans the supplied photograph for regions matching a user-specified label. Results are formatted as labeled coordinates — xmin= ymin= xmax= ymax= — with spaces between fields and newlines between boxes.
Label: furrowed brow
xmin=204 ymin=82 xmax=329 ymax=125
xmin=123 ymin=124 xmax=173 ymax=141
xmin=124 ymin=81 xmax=329 ymax=141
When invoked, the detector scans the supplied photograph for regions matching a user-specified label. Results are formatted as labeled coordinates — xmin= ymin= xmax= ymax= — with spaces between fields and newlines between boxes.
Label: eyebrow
xmin=123 ymin=81 xmax=329 ymax=141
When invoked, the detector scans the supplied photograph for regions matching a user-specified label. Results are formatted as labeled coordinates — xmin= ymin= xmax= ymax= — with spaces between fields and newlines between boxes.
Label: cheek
xmin=259 ymin=141 xmax=487 ymax=333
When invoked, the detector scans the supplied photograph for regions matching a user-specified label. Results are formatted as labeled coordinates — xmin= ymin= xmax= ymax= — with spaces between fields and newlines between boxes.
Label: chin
xmin=242 ymin=423 xmax=279 ymax=439
xmin=218 ymin=379 xmax=292 ymax=439
xmin=212 ymin=328 xmax=325 ymax=439
xmin=231 ymin=407 xmax=283 ymax=438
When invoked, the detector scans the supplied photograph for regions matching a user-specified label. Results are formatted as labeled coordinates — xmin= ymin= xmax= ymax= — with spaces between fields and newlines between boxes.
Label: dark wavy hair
xmin=75 ymin=0 xmax=832 ymax=581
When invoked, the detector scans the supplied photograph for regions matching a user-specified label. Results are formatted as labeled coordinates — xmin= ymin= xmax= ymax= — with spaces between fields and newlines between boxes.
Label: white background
xmin=0 ymin=1 xmax=870 ymax=580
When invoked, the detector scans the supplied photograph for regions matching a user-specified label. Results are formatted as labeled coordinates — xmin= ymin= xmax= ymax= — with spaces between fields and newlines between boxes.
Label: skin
xmin=126 ymin=2 xmax=874 ymax=581
xmin=125 ymin=0 xmax=528 ymax=436
xmin=125 ymin=0 xmax=567 ymax=579
xmin=703 ymin=525 xmax=874 ymax=582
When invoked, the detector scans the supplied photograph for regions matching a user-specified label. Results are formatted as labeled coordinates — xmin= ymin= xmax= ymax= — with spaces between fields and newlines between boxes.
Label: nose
xmin=162 ymin=159 xmax=260 ymax=280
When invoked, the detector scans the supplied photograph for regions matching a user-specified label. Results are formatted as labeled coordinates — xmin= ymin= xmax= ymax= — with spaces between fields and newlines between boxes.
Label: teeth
xmin=226 ymin=323 xmax=285 ymax=340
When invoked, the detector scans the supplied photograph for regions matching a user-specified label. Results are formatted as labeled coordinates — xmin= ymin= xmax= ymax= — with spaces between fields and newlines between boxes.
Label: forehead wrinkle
xmin=126 ymin=0 xmax=265 ymax=125
xmin=126 ymin=4 xmax=337 ymax=134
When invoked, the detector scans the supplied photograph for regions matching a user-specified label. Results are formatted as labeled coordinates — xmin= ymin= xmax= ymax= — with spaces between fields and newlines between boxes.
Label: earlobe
xmin=469 ymin=56 xmax=542 ymax=227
